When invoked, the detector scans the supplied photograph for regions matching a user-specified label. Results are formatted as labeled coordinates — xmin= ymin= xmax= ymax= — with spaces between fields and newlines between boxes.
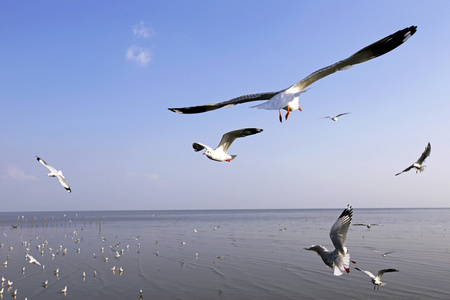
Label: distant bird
xmin=304 ymin=205 xmax=353 ymax=276
xmin=12 ymin=289 xmax=17 ymax=297
xmin=26 ymin=254 xmax=41 ymax=265
xmin=168 ymin=26 xmax=417 ymax=122
xmin=7 ymin=280 xmax=13 ymax=286
xmin=61 ymin=286 xmax=67 ymax=294
xmin=140 ymin=289 xmax=144 ymax=298
xmin=374 ymin=250 xmax=396 ymax=257
xmin=35 ymin=156 xmax=71 ymax=192
xmin=353 ymin=223 xmax=379 ymax=229
xmin=193 ymin=128 xmax=263 ymax=162
xmin=355 ymin=267 xmax=399 ymax=289
xmin=43 ymin=280 xmax=48 ymax=288
xmin=0 ymin=287 xmax=3 ymax=294
xmin=323 ymin=112 xmax=350 ymax=121
xmin=395 ymin=142 xmax=431 ymax=176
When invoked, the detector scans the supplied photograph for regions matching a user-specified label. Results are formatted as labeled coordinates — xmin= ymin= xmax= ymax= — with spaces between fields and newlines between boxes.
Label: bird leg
xmin=285 ymin=104 xmax=290 ymax=120
xmin=279 ymin=110 xmax=283 ymax=123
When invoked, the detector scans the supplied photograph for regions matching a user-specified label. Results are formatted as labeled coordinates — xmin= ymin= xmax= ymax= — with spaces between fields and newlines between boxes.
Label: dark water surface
xmin=0 ymin=208 xmax=449 ymax=299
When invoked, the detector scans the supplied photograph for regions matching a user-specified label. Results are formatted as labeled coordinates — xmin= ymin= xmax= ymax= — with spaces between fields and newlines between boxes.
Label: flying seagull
xmin=395 ymin=142 xmax=431 ymax=176
xmin=169 ymin=26 xmax=417 ymax=122
xmin=374 ymin=250 xmax=396 ymax=257
xmin=353 ymin=223 xmax=379 ymax=229
xmin=26 ymin=254 xmax=41 ymax=266
xmin=304 ymin=205 xmax=353 ymax=276
xmin=35 ymin=156 xmax=71 ymax=192
xmin=355 ymin=267 xmax=399 ymax=289
xmin=323 ymin=112 xmax=350 ymax=121
xmin=193 ymin=128 xmax=263 ymax=162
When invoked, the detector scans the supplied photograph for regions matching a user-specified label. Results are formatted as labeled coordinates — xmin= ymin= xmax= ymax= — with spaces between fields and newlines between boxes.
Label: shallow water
xmin=0 ymin=208 xmax=449 ymax=299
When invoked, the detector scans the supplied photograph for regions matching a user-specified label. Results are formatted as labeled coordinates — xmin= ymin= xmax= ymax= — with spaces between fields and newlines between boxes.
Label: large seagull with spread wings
xmin=169 ymin=26 xmax=417 ymax=122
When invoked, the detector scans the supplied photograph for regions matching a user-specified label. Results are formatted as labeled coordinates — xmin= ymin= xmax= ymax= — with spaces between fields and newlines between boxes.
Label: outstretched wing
xmin=395 ymin=165 xmax=414 ymax=176
xmin=168 ymin=91 xmax=280 ymax=114
xmin=329 ymin=205 xmax=353 ymax=255
xmin=287 ymin=26 xmax=417 ymax=93
xmin=336 ymin=112 xmax=350 ymax=118
xmin=416 ymin=142 xmax=431 ymax=164
xmin=57 ymin=176 xmax=71 ymax=193
xmin=36 ymin=156 xmax=57 ymax=175
xmin=217 ymin=128 xmax=263 ymax=153
xmin=192 ymin=142 xmax=212 ymax=152
xmin=377 ymin=269 xmax=399 ymax=279
xmin=355 ymin=267 xmax=376 ymax=280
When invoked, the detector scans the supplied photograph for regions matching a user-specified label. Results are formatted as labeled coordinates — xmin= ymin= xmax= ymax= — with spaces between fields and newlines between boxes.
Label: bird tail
xmin=230 ymin=155 xmax=237 ymax=161
xmin=334 ymin=250 xmax=351 ymax=276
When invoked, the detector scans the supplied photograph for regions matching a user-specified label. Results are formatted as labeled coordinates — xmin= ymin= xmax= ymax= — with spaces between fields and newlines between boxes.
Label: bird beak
xmin=298 ymin=106 xmax=302 ymax=112
xmin=202 ymin=152 xmax=206 ymax=155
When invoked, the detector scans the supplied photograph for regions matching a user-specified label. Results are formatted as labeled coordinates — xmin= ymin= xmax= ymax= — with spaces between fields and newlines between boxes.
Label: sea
xmin=0 ymin=208 xmax=449 ymax=300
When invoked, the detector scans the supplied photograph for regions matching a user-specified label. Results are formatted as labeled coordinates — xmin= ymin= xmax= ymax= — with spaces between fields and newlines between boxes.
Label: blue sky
xmin=1 ymin=1 xmax=450 ymax=212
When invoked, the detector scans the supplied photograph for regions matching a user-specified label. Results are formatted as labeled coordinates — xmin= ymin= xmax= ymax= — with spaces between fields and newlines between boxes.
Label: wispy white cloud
xmin=132 ymin=21 xmax=154 ymax=38
xmin=125 ymin=45 xmax=152 ymax=66
xmin=5 ymin=164 xmax=37 ymax=181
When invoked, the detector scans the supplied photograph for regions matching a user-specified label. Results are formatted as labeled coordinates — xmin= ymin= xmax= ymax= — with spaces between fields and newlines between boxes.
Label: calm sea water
xmin=0 ymin=208 xmax=449 ymax=300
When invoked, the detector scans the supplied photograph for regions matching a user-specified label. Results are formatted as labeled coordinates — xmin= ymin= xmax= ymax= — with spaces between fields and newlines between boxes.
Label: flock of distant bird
xmin=31 ymin=25 xmax=430 ymax=290
xmin=1 ymin=223 xmax=140 ymax=298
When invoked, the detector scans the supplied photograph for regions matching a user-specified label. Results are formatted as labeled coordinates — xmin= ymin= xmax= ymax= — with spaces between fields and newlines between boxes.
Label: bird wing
xmin=329 ymin=205 xmax=353 ymax=255
xmin=395 ymin=165 xmax=414 ymax=176
xmin=56 ymin=175 xmax=71 ymax=193
xmin=335 ymin=112 xmax=350 ymax=118
xmin=377 ymin=269 xmax=399 ymax=279
xmin=192 ymin=142 xmax=212 ymax=152
xmin=168 ymin=91 xmax=280 ymax=114
xmin=353 ymin=223 xmax=367 ymax=226
xmin=36 ymin=156 xmax=58 ymax=175
xmin=416 ymin=142 xmax=431 ymax=164
xmin=287 ymin=26 xmax=417 ymax=93
xmin=355 ymin=267 xmax=376 ymax=280
xmin=216 ymin=128 xmax=263 ymax=153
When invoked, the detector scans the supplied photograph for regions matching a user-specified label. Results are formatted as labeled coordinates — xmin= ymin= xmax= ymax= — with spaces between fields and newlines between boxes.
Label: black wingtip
xmin=35 ymin=156 xmax=40 ymax=161
xmin=339 ymin=205 xmax=353 ymax=219
xmin=243 ymin=128 xmax=263 ymax=135
xmin=355 ymin=26 xmax=417 ymax=60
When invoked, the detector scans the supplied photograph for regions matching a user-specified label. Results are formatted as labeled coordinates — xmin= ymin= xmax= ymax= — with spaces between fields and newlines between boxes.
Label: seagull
xmin=35 ymin=156 xmax=71 ymax=192
xmin=7 ymin=280 xmax=13 ymax=286
xmin=322 ymin=112 xmax=350 ymax=121
xmin=26 ymin=254 xmax=41 ymax=265
xmin=374 ymin=250 xmax=396 ymax=257
xmin=395 ymin=142 xmax=431 ymax=176
xmin=43 ymin=280 xmax=48 ymax=288
xmin=353 ymin=223 xmax=379 ymax=229
xmin=355 ymin=267 xmax=399 ymax=289
xmin=0 ymin=287 xmax=3 ymax=294
xmin=61 ymin=286 xmax=67 ymax=294
xmin=168 ymin=27 xmax=417 ymax=122
xmin=304 ymin=205 xmax=353 ymax=276
xmin=193 ymin=128 xmax=263 ymax=162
